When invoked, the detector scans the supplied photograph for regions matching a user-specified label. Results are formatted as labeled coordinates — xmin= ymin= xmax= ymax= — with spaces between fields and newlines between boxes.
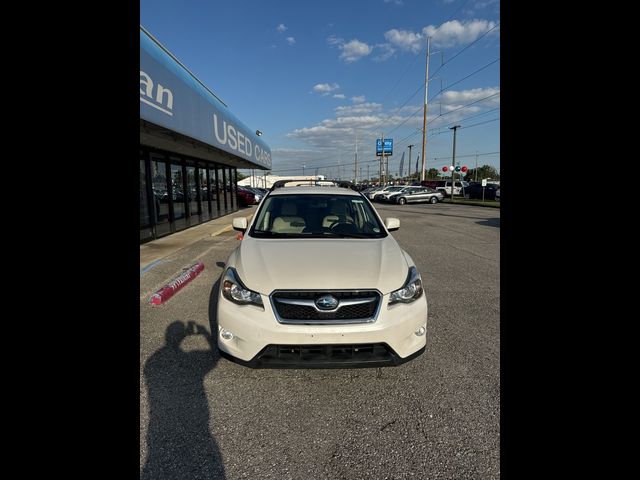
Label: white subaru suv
xmin=217 ymin=181 xmax=427 ymax=368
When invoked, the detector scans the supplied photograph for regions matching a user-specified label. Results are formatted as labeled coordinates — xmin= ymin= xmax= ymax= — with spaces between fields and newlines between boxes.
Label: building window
xmin=150 ymin=156 xmax=171 ymax=237
xmin=170 ymin=162 xmax=187 ymax=231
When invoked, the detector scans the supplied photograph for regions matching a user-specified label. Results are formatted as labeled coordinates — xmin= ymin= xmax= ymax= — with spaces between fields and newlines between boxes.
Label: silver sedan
xmin=394 ymin=187 xmax=444 ymax=205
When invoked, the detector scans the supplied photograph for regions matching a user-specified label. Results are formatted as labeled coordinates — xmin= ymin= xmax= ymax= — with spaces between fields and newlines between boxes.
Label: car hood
xmin=233 ymin=235 xmax=409 ymax=295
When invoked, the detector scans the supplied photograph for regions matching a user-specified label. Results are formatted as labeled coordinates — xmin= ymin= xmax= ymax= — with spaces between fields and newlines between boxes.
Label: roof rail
xmin=269 ymin=180 xmax=358 ymax=191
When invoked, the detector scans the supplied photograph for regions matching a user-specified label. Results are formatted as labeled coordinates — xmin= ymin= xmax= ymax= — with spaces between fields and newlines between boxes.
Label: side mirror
xmin=384 ymin=217 xmax=400 ymax=231
xmin=232 ymin=217 xmax=248 ymax=232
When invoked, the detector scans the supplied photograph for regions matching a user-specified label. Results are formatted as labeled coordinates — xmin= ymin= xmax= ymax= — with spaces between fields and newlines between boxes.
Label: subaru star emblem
xmin=315 ymin=295 xmax=339 ymax=310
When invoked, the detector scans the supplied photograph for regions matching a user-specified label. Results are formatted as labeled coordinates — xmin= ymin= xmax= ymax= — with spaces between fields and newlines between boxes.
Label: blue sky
xmin=140 ymin=0 xmax=500 ymax=179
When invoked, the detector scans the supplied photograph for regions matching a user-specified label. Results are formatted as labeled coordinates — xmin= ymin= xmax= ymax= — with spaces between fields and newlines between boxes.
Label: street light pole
xmin=449 ymin=125 xmax=460 ymax=203
xmin=420 ymin=36 xmax=432 ymax=181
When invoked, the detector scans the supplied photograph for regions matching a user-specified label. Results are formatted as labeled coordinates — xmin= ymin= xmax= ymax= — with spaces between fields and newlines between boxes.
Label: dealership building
xmin=140 ymin=26 xmax=271 ymax=242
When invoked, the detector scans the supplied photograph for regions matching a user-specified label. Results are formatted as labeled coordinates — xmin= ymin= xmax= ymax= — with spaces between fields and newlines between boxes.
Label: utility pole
xmin=420 ymin=36 xmax=432 ymax=181
xmin=449 ymin=125 xmax=460 ymax=203
xmin=475 ymin=150 xmax=478 ymax=182
xmin=407 ymin=144 xmax=414 ymax=183
xmin=354 ymin=134 xmax=358 ymax=184
xmin=367 ymin=164 xmax=370 ymax=184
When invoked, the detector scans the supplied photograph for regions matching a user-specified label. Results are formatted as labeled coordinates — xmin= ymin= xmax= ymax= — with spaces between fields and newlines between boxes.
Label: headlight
xmin=388 ymin=266 xmax=423 ymax=306
xmin=221 ymin=267 xmax=264 ymax=308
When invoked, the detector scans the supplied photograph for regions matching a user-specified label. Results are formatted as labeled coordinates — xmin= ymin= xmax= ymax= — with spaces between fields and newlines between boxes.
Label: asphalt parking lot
xmin=140 ymin=201 xmax=500 ymax=479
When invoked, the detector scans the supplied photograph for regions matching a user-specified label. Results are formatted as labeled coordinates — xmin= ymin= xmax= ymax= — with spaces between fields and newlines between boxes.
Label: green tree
xmin=465 ymin=165 xmax=500 ymax=182
xmin=426 ymin=168 xmax=439 ymax=179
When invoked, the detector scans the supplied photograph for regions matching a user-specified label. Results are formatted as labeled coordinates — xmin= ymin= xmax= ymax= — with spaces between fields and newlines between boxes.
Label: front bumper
xmin=217 ymin=289 xmax=428 ymax=367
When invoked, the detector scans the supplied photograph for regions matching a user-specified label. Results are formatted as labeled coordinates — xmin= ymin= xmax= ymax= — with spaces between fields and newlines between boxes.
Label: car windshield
xmin=249 ymin=194 xmax=387 ymax=239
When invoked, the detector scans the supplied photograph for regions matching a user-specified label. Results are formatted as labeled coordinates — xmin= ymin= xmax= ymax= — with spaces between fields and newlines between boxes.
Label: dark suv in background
xmin=463 ymin=183 xmax=499 ymax=200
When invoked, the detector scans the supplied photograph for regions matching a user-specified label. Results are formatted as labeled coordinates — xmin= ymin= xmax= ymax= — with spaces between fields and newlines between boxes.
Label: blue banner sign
xmin=376 ymin=138 xmax=393 ymax=156
xmin=140 ymin=27 xmax=271 ymax=169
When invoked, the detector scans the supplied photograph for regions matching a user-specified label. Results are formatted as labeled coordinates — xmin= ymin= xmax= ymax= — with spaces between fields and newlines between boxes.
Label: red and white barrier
xmin=149 ymin=262 xmax=205 ymax=305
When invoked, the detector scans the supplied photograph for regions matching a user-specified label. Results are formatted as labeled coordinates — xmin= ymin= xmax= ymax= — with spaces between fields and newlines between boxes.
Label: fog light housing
xmin=415 ymin=325 xmax=426 ymax=336
xmin=220 ymin=328 xmax=234 ymax=341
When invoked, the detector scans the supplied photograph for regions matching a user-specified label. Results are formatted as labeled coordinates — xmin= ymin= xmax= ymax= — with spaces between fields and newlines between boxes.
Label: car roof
xmin=268 ymin=186 xmax=361 ymax=196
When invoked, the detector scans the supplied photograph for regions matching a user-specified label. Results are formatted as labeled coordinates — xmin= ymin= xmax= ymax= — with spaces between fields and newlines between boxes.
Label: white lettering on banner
xmin=140 ymin=70 xmax=174 ymax=116
xmin=212 ymin=113 xmax=268 ymax=165
xmin=237 ymin=131 xmax=246 ymax=155
xmin=227 ymin=124 xmax=238 ymax=150
xmin=254 ymin=145 xmax=271 ymax=167
xmin=213 ymin=113 xmax=227 ymax=144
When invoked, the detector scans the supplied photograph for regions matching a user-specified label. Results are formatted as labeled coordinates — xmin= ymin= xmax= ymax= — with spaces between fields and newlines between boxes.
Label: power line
xmin=272 ymin=93 xmax=500 ymax=174
xmin=429 ymin=58 xmax=500 ymax=103
xmin=430 ymin=22 xmax=500 ymax=78
xmin=270 ymin=150 xmax=500 ymax=175
xmin=353 ymin=0 xmax=479 ymax=140
xmin=367 ymin=0 xmax=473 ymax=115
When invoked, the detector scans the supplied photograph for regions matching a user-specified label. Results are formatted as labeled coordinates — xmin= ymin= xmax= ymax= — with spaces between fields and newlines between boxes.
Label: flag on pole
xmin=398 ymin=152 xmax=405 ymax=178
xmin=415 ymin=154 xmax=420 ymax=174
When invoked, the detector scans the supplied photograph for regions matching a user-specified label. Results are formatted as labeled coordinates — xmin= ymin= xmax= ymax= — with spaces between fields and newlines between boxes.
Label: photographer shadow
xmin=141 ymin=279 xmax=226 ymax=479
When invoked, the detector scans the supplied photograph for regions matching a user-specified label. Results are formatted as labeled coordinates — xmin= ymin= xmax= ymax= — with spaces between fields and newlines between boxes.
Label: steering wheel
xmin=329 ymin=220 xmax=355 ymax=229
xmin=329 ymin=221 xmax=359 ymax=235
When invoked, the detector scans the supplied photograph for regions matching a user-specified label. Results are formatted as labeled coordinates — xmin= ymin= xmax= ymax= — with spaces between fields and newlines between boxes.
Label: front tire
xmin=430 ymin=196 xmax=438 ymax=204
xmin=398 ymin=197 xmax=407 ymax=205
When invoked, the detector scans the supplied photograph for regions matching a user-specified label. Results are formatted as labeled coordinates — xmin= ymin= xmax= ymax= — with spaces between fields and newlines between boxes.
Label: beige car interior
xmin=271 ymin=202 xmax=306 ymax=233
xmin=322 ymin=201 xmax=355 ymax=228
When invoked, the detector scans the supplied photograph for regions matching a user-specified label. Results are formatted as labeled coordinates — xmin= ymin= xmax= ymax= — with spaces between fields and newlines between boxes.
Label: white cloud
xmin=441 ymin=87 xmax=500 ymax=105
xmin=277 ymin=24 xmax=287 ymax=33
xmin=339 ymin=39 xmax=373 ymax=63
xmin=423 ymin=19 xmax=498 ymax=48
xmin=286 ymin=37 xmax=296 ymax=45
xmin=333 ymin=94 xmax=346 ymax=99
xmin=327 ymin=35 xmax=343 ymax=45
xmin=351 ymin=95 xmax=366 ymax=103
xmin=336 ymin=102 xmax=382 ymax=117
xmin=378 ymin=18 xmax=497 ymax=59
xmin=312 ymin=83 xmax=340 ymax=95
xmin=384 ymin=0 xmax=404 ymax=4
xmin=384 ymin=28 xmax=425 ymax=53
xmin=373 ymin=43 xmax=396 ymax=62
xmin=287 ymin=87 xmax=498 ymax=151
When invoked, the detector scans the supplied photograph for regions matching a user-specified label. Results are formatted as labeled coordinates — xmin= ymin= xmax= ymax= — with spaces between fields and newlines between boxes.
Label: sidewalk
xmin=140 ymin=206 xmax=256 ymax=270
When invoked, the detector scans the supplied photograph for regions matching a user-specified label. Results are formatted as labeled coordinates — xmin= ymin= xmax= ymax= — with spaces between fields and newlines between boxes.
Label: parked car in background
xmin=372 ymin=186 xmax=406 ymax=201
xmin=462 ymin=183 xmax=499 ymax=200
xmin=237 ymin=187 xmax=256 ymax=207
xmin=495 ymin=188 xmax=500 ymax=200
xmin=242 ymin=187 xmax=264 ymax=204
xmin=364 ymin=187 xmax=385 ymax=200
xmin=395 ymin=187 xmax=444 ymax=205
xmin=379 ymin=186 xmax=423 ymax=203
xmin=374 ymin=186 xmax=406 ymax=202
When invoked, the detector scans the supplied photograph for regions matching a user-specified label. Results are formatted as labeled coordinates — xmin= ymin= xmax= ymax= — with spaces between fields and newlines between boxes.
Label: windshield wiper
xmin=252 ymin=230 xmax=311 ymax=237
xmin=317 ymin=232 xmax=371 ymax=239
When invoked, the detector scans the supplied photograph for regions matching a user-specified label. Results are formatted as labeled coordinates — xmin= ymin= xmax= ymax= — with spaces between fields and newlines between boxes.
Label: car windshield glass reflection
xmin=250 ymin=194 xmax=387 ymax=239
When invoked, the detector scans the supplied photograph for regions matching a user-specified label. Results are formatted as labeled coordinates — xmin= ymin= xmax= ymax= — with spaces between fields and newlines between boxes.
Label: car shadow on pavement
xmin=476 ymin=218 xmax=500 ymax=228
xmin=140 ymin=278 xmax=226 ymax=480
